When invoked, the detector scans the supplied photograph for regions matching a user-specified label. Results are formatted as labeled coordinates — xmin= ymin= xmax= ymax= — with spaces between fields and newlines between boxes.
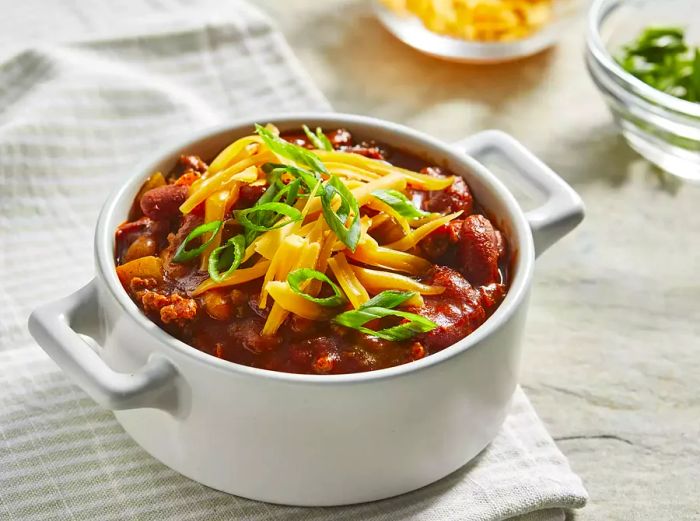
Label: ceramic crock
xmin=29 ymin=113 xmax=584 ymax=506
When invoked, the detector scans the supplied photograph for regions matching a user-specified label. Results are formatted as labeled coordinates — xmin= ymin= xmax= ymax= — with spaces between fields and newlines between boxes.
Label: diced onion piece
xmin=266 ymin=282 xmax=334 ymax=321
xmin=314 ymin=150 xmax=454 ymax=190
xmin=328 ymin=253 xmax=370 ymax=309
xmin=192 ymin=260 xmax=270 ymax=296
xmin=206 ymin=135 xmax=261 ymax=177
xmin=116 ymin=256 xmax=163 ymax=286
xmin=346 ymin=238 xmax=431 ymax=275
xmin=200 ymin=186 xmax=239 ymax=270
xmin=350 ymin=265 xmax=445 ymax=295
xmin=385 ymin=211 xmax=462 ymax=251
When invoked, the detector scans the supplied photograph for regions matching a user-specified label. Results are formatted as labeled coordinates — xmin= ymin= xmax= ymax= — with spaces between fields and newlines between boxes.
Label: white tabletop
xmin=258 ymin=1 xmax=700 ymax=519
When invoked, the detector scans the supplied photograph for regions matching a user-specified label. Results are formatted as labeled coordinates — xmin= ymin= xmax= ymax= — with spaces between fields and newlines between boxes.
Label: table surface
xmin=257 ymin=1 xmax=700 ymax=519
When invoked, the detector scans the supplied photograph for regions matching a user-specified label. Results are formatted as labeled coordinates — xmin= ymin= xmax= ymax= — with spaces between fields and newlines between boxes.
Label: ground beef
xmin=141 ymin=290 xmax=198 ymax=325
xmin=169 ymin=154 xmax=207 ymax=179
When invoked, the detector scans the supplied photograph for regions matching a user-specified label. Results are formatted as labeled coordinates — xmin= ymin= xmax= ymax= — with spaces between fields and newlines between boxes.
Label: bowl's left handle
xmin=28 ymin=279 xmax=178 ymax=411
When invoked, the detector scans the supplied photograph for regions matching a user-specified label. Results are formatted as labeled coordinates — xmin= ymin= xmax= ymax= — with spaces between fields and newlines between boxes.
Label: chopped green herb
xmin=302 ymin=125 xmax=333 ymax=151
xmin=371 ymin=189 xmax=430 ymax=219
xmin=172 ymin=220 xmax=223 ymax=263
xmin=287 ymin=268 xmax=347 ymax=307
xmin=618 ymin=26 xmax=700 ymax=102
xmin=255 ymin=124 xmax=328 ymax=174
xmin=208 ymin=234 xmax=246 ymax=282
xmin=234 ymin=202 xmax=302 ymax=233
xmin=332 ymin=290 xmax=437 ymax=341
xmin=321 ymin=176 xmax=361 ymax=252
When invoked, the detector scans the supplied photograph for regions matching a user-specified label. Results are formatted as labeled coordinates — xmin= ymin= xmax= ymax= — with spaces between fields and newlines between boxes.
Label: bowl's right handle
xmin=453 ymin=130 xmax=585 ymax=257
xmin=28 ymin=279 xmax=178 ymax=411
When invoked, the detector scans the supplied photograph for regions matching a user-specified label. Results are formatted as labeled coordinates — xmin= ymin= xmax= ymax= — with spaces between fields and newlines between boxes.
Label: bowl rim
xmin=586 ymin=0 xmax=700 ymax=119
xmin=95 ymin=112 xmax=535 ymax=384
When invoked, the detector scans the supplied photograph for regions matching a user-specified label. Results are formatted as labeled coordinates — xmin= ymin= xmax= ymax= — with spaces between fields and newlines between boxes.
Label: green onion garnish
xmin=371 ymin=189 xmax=430 ymax=219
xmin=262 ymin=163 xmax=322 ymax=194
xmin=321 ymin=175 xmax=361 ymax=252
xmin=208 ymin=234 xmax=246 ymax=282
xmin=618 ymin=26 xmax=700 ymax=103
xmin=273 ymin=179 xmax=301 ymax=206
xmin=172 ymin=220 xmax=223 ymax=263
xmin=302 ymin=125 xmax=333 ymax=151
xmin=332 ymin=290 xmax=437 ymax=341
xmin=255 ymin=124 xmax=328 ymax=174
xmin=235 ymin=202 xmax=302 ymax=233
xmin=287 ymin=268 xmax=347 ymax=307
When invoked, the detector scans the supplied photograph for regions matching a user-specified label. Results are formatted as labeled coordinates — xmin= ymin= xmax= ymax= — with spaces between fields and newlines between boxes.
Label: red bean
xmin=457 ymin=214 xmax=500 ymax=286
xmin=140 ymin=184 xmax=189 ymax=220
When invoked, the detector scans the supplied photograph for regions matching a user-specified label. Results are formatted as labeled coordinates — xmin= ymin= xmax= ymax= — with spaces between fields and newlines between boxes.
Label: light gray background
xmin=255 ymin=1 xmax=700 ymax=519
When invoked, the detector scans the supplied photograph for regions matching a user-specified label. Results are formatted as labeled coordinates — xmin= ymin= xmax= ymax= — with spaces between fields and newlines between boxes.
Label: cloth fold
xmin=0 ymin=1 xmax=587 ymax=519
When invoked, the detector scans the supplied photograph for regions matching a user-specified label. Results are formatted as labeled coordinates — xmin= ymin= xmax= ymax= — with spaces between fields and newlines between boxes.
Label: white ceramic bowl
xmin=29 ymin=113 xmax=584 ymax=506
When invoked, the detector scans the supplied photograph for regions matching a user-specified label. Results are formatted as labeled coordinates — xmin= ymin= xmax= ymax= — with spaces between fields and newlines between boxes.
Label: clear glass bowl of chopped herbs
xmin=586 ymin=0 xmax=700 ymax=181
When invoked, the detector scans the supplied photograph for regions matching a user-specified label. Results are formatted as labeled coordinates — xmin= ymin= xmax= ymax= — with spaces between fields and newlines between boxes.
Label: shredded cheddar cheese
xmin=381 ymin=0 xmax=553 ymax=42
xmin=180 ymin=123 xmax=475 ymax=338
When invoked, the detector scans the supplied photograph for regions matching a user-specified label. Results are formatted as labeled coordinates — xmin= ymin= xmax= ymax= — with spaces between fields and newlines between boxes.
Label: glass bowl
xmin=586 ymin=0 xmax=700 ymax=182
xmin=372 ymin=0 xmax=579 ymax=63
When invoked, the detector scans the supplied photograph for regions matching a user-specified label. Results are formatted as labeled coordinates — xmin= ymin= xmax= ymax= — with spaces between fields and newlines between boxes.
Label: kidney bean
xmin=457 ymin=214 xmax=501 ymax=286
xmin=140 ymin=184 xmax=189 ymax=220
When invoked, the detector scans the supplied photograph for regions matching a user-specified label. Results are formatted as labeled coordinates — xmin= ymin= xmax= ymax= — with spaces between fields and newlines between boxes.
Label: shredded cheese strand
xmin=350 ymin=264 xmax=446 ymax=295
xmin=385 ymin=211 xmax=463 ymax=251
xmin=192 ymin=260 xmax=270 ymax=296
xmin=328 ymin=253 xmax=370 ymax=309
xmin=314 ymin=150 xmax=454 ymax=190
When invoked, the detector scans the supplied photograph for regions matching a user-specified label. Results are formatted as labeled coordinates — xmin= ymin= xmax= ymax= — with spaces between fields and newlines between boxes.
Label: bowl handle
xmin=453 ymin=130 xmax=584 ymax=257
xmin=28 ymin=279 xmax=178 ymax=411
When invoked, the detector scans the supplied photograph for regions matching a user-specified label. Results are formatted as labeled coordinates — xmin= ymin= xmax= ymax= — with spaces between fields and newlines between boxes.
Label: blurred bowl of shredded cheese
xmin=374 ymin=0 xmax=577 ymax=62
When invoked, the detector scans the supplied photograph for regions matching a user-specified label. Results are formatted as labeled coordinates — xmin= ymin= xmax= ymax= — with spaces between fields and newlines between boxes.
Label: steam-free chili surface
xmin=115 ymin=128 xmax=509 ymax=374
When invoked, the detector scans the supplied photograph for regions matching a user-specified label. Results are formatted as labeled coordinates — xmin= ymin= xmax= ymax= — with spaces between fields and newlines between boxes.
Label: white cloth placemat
xmin=0 ymin=1 xmax=588 ymax=519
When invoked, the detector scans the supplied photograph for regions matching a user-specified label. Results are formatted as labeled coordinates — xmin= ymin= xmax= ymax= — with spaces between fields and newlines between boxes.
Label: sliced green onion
xmin=371 ymin=189 xmax=430 ymax=219
xmin=208 ymin=235 xmax=246 ymax=282
xmin=235 ymin=202 xmax=302 ymax=233
xmin=255 ymin=124 xmax=328 ymax=175
xmin=321 ymin=175 xmax=361 ymax=252
xmin=302 ymin=125 xmax=333 ymax=151
xmin=362 ymin=290 xmax=417 ymax=309
xmin=287 ymin=268 xmax=347 ymax=307
xmin=263 ymin=163 xmax=322 ymax=193
xmin=332 ymin=290 xmax=437 ymax=341
xmin=618 ymin=26 xmax=700 ymax=102
xmin=273 ymin=179 xmax=301 ymax=206
xmin=172 ymin=220 xmax=223 ymax=263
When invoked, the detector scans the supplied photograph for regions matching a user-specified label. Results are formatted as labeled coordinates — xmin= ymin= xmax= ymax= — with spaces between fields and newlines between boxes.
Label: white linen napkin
xmin=0 ymin=1 xmax=588 ymax=519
